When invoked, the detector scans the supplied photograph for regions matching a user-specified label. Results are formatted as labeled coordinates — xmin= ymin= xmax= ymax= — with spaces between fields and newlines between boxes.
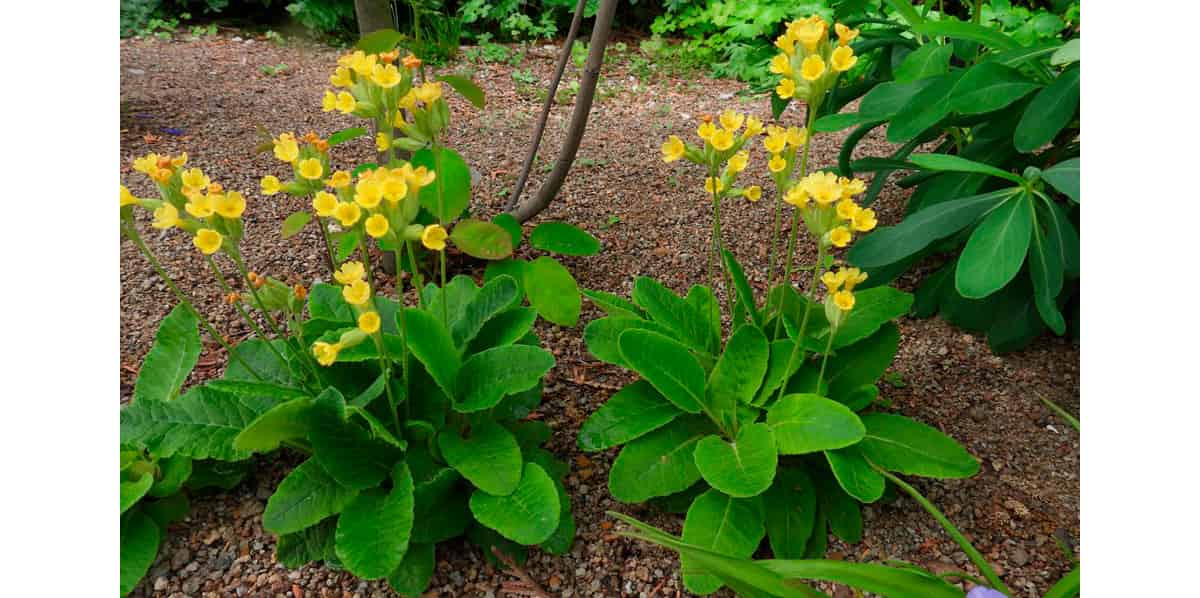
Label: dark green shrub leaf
xmin=454 ymin=344 xmax=554 ymax=412
xmin=1029 ymin=209 xmax=1066 ymax=334
xmin=825 ymin=446 xmax=886 ymax=503
xmin=356 ymin=28 xmax=404 ymax=53
xmin=908 ymin=153 xmax=1023 ymax=184
xmin=401 ymin=308 xmax=461 ymax=397
xmin=282 ymin=211 xmax=312 ymax=239
xmin=912 ymin=20 xmax=1021 ymax=51
xmin=263 ymin=459 xmax=360 ymax=535
xmin=893 ymin=43 xmax=953 ymax=83
xmin=631 ymin=277 xmax=714 ymax=353
xmin=529 ymin=221 xmax=601 ymax=256
xmin=437 ymin=74 xmax=486 ymax=108
xmin=578 ymin=380 xmax=681 ymax=451
xmin=449 ymin=219 xmax=514 ymax=260
xmin=859 ymin=413 xmax=980 ymax=478
xmin=412 ymin=148 xmax=471 ymax=222
xmin=1015 ymin=66 xmax=1079 ymax=152
xmin=956 ymin=193 xmax=1034 ymax=298
xmin=608 ymin=416 xmax=716 ymax=502
xmin=133 ymin=303 xmax=200 ymax=403
xmin=948 ymin=62 xmax=1040 ymax=115
xmin=766 ymin=394 xmax=865 ymax=454
xmin=276 ymin=518 xmax=336 ymax=568
xmin=759 ymin=559 xmax=964 ymax=598
xmin=469 ymin=463 xmax=561 ymax=545
xmin=438 ymin=420 xmax=523 ymax=495
xmin=859 ymin=79 xmax=934 ymax=119
xmin=1042 ymin=158 xmax=1080 ymax=202
xmin=1050 ymin=39 xmax=1080 ymax=66
xmin=120 ymin=510 xmax=161 ymax=596
xmin=681 ymin=490 xmax=766 ymax=594
xmin=887 ymin=71 xmax=962 ymax=143
xmin=451 ymin=275 xmax=519 ymax=348
xmin=120 ymin=386 xmax=273 ymax=461
xmin=618 ymin=329 xmax=706 ymax=414
xmin=334 ymin=463 xmax=415 ymax=579
xmin=694 ymin=423 xmax=777 ymax=498
xmin=491 ymin=213 xmax=522 ymax=247
xmin=388 ymin=542 xmax=436 ymax=596
xmin=524 ymin=256 xmax=581 ymax=326
xmin=763 ymin=466 xmax=817 ymax=559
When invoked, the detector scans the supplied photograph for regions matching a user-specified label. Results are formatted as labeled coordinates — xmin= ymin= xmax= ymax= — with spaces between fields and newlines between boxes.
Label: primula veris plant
xmin=582 ymin=14 xmax=980 ymax=595
xmin=120 ymin=40 xmax=590 ymax=595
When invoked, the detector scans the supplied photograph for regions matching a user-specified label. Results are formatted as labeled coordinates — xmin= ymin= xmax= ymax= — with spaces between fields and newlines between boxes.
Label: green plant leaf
xmin=828 ymin=288 xmax=913 ymax=349
xmin=753 ymin=339 xmax=804 ymax=406
xmin=1042 ymin=158 xmax=1080 ymax=202
xmin=454 ymin=344 xmax=554 ymax=412
xmin=578 ymin=379 xmax=681 ymax=451
xmin=1044 ymin=565 xmax=1080 ymax=598
xmin=685 ymin=285 xmax=722 ymax=352
xmin=308 ymin=282 xmax=354 ymax=322
xmin=1029 ymin=208 xmax=1066 ymax=334
xmin=763 ymin=467 xmax=817 ymax=559
xmin=859 ymin=78 xmax=934 ymax=119
xmin=388 ymin=542 xmax=436 ymax=596
xmin=143 ymin=492 xmax=190 ymax=528
xmin=766 ymin=394 xmax=865 ymax=454
xmin=816 ymin=472 xmax=862 ymax=543
xmin=814 ymin=112 xmax=883 ymax=133
xmin=1040 ymin=199 xmax=1080 ymax=277
xmin=948 ymin=62 xmax=1040 ymax=115
xmin=583 ymin=316 xmax=673 ymax=367
xmin=908 ymin=153 xmax=1023 ymax=184
xmin=411 ymin=469 xmax=472 ymax=543
xmin=913 ymin=20 xmax=1020 ymax=51
xmin=309 ymin=388 xmax=402 ymax=490
xmin=529 ymin=221 xmax=601 ymax=256
xmin=483 ymin=258 xmax=527 ymax=299
xmin=412 ymin=147 xmax=471 ymax=222
xmin=804 ymin=323 xmax=900 ymax=404
xmin=722 ymin=249 xmax=762 ymax=328
xmin=469 ymin=463 xmax=561 ymax=545
xmin=825 ymin=446 xmax=886 ymax=503
xmin=707 ymin=324 xmax=770 ymax=422
xmin=1015 ymin=66 xmax=1079 ymax=152
xmin=469 ymin=307 xmax=537 ymax=353
xmin=681 ymin=490 xmax=766 ymax=594
xmin=133 ymin=303 xmax=200 ymax=403
xmin=1050 ymin=38 xmax=1080 ymax=66
xmin=582 ymin=288 xmax=645 ymax=319
xmin=400 ymin=308 xmax=461 ymax=397
xmin=694 ymin=423 xmax=777 ymax=498
xmin=281 ymin=211 xmax=312 ymax=239
xmin=758 ymin=559 xmax=964 ymax=598
xmin=121 ymin=473 xmax=154 ymax=514
xmin=276 ymin=518 xmax=336 ymax=568
xmin=631 ymin=277 xmax=715 ymax=353
xmin=233 ymin=397 xmax=316 ymax=453
xmin=334 ymin=463 xmax=415 ymax=580
xmin=524 ymin=256 xmax=581 ymax=326
xmin=263 ymin=458 xmax=360 ymax=535
xmin=491 ymin=213 xmax=522 ymax=247
xmin=356 ymin=28 xmax=404 ymax=53
xmin=848 ymin=189 xmax=1016 ymax=268
xmin=120 ymin=386 xmax=273 ymax=461
xmin=608 ymin=416 xmax=716 ymax=503
xmin=887 ymin=71 xmax=962 ymax=143
xmin=204 ymin=380 xmax=310 ymax=401
xmin=437 ymin=74 xmax=486 ymax=108
xmin=449 ymin=218 xmax=514 ymax=260
xmin=424 ymin=275 xmax=479 ymax=324
xmin=859 ymin=413 xmax=980 ymax=478
xmin=120 ymin=510 xmax=161 ymax=596
xmin=438 ymin=420 xmax=523 ymax=495
xmin=618 ymin=329 xmax=707 ymax=414
xmin=148 ymin=454 xmax=193 ymax=498
xmin=450 ymin=275 xmax=519 ymax=348
xmin=956 ymin=193 xmax=1034 ymax=298
xmin=893 ymin=43 xmax=953 ymax=83
xmin=327 ymin=127 xmax=368 ymax=146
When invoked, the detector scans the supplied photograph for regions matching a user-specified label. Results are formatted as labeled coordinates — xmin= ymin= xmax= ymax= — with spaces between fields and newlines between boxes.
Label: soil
xmin=120 ymin=33 xmax=1080 ymax=598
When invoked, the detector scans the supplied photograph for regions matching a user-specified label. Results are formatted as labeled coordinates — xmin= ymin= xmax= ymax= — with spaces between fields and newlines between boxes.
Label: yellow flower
xmin=710 ymin=128 xmax=735 ymax=151
xmin=414 ymin=82 xmax=443 ymax=104
xmin=365 ymin=214 xmax=390 ymax=238
xmin=835 ymin=23 xmax=860 ymax=46
xmin=335 ymin=91 xmax=356 ymax=114
xmin=376 ymin=132 xmax=391 ymax=152
xmin=326 ymin=170 xmax=352 ymax=188
xmin=802 ymin=172 xmax=842 ymax=205
xmin=356 ymin=311 xmax=382 ymax=335
xmin=422 ymin=224 xmax=448 ymax=251
xmin=180 ymin=168 xmax=210 ymax=191
xmin=298 ymin=158 xmax=324 ymax=180
xmin=342 ymin=278 xmax=371 ymax=306
xmin=334 ymin=261 xmax=365 ymax=284
xmin=769 ymin=54 xmax=793 ymax=77
xmin=312 ymin=341 xmax=341 ymax=366
xmin=833 ymin=290 xmax=856 ymax=311
xmin=152 ymin=204 xmax=180 ymax=229
xmin=399 ymin=90 xmax=418 ymax=111
xmin=697 ymin=121 xmax=717 ymax=141
xmin=830 ymin=226 xmax=852 ymax=247
xmin=661 ymin=135 xmax=685 ymax=163
xmin=776 ymin=78 xmax=796 ymax=99
xmin=371 ymin=63 xmax=402 ymax=88
xmin=843 ymin=267 xmax=868 ymax=290
xmin=215 ymin=191 xmax=246 ymax=219
xmin=801 ymin=55 xmax=826 ymax=81
xmin=719 ymin=109 xmax=745 ymax=132
xmin=774 ymin=34 xmax=795 ymax=56
xmin=704 ymin=177 xmax=725 ymax=194
xmin=333 ymin=201 xmax=362 ymax=227
xmin=784 ymin=184 xmax=808 ymax=207
xmin=354 ymin=178 xmax=384 ymax=209
xmin=381 ymin=176 xmax=408 ymax=203
xmin=786 ymin=126 xmax=808 ymax=147
xmin=260 ymin=175 xmax=281 ymax=196
xmin=133 ymin=153 xmax=159 ymax=174
xmin=842 ymin=177 xmax=867 ymax=197
xmin=322 ymin=90 xmax=336 ymax=112
xmin=727 ymin=150 xmax=749 ymax=173
xmin=185 ymin=194 xmax=214 ymax=218
xmin=852 ymin=208 xmax=877 ymax=232
xmin=193 ymin=228 xmax=223 ymax=255
xmin=274 ymin=135 xmax=300 ymax=163
xmin=764 ymin=129 xmax=787 ymax=154
xmin=831 ymin=46 xmax=857 ymax=72
xmin=821 ymin=270 xmax=845 ymax=292
xmin=743 ymin=185 xmax=762 ymax=202
xmin=768 ymin=154 xmax=787 ymax=173
xmin=744 ymin=116 xmax=764 ymax=137
xmin=120 ymin=185 xmax=138 ymax=207
xmin=836 ymin=199 xmax=861 ymax=220
xmin=330 ymin=66 xmax=353 ymax=88
xmin=350 ymin=51 xmax=377 ymax=76
xmin=313 ymin=191 xmax=338 ymax=217
xmin=792 ymin=20 xmax=826 ymax=51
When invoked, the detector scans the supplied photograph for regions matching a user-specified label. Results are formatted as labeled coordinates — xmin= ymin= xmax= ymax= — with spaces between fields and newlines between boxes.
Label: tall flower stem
xmin=815 ymin=325 xmax=837 ymax=391
xmin=708 ymin=166 xmax=735 ymax=319
xmin=432 ymin=138 xmax=449 ymax=325
xmin=773 ymin=243 xmax=824 ymax=405
xmin=405 ymin=240 xmax=426 ymax=308
xmin=204 ymin=255 xmax=284 ymax=365
xmin=316 ymin=215 xmax=338 ymax=275
xmin=771 ymin=106 xmax=818 ymax=340
xmin=121 ymin=220 xmax=265 ymax=381
xmin=393 ymin=239 xmax=413 ymax=421
xmin=229 ymin=252 xmax=322 ymax=384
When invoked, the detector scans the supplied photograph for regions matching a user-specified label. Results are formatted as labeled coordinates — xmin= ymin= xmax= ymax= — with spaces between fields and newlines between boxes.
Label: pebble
xmin=1011 ymin=547 xmax=1030 ymax=566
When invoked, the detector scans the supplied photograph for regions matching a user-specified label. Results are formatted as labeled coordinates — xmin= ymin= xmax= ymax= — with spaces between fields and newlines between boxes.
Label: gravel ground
xmin=120 ymin=33 xmax=1080 ymax=598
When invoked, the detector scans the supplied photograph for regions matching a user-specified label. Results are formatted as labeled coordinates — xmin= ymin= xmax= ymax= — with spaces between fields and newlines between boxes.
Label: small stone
xmin=154 ymin=577 xmax=170 ymax=591
xmin=127 ymin=68 xmax=146 ymax=76
xmin=1011 ymin=547 xmax=1030 ymax=566
xmin=171 ymin=547 xmax=192 ymax=569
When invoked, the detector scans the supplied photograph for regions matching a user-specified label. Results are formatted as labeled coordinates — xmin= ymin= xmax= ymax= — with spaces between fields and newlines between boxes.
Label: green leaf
xmin=121 ymin=473 xmax=154 ymax=514
xmin=186 ymin=460 xmax=250 ymax=491
xmin=204 ymin=380 xmax=310 ymax=401
xmin=956 ymin=194 xmax=1034 ymax=298
xmin=484 ymin=258 xmax=527 ymax=299
xmin=694 ymin=424 xmax=777 ymax=498
xmin=583 ymin=316 xmax=672 ymax=367
xmin=356 ymin=28 xmax=404 ymax=53
xmin=809 ymin=323 xmax=900 ymax=404
xmin=451 ymin=275 xmax=519 ymax=348
xmin=469 ymin=463 xmax=561 ymax=545
xmin=336 ymin=229 xmax=362 ymax=262
xmin=401 ymin=308 xmax=461 ymax=397
xmin=388 ymin=542 xmax=436 ymax=596
xmin=529 ymin=221 xmax=601 ymax=256
xmin=281 ymin=211 xmax=311 ymax=239
xmin=1029 ymin=208 xmax=1066 ymax=334
xmin=335 ymin=463 xmax=415 ymax=579
xmin=149 ymin=454 xmax=193 ymax=497
xmin=908 ymin=153 xmax=1024 ymax=184
xmin=524 ymin=256 xmax=581 ymax=326
xmin=133 ymin=303 xmax=200 ymax=403
xmin=120 ymin=386 xmax=273 ymax=461
xmin=1042 ymin=158 xmax=1080 ymax=202
xmin=424 ymin=275 xmax=479 ymax=327
xmin=449 ymin=218 xmax=514 ymax=260
xmin=1045 ymin=565 xmax=1080 ymax=598
xmin=685 ymin=285 xmax=722 ymax=352
xmin=759 ymin=559 xmax=964 ymax=598
xmin=722 ymin=249 xmax=762 ymax=328
xmin=618 ymin=329 xmax=706 ymax=414
xmin=539 ymin=478 xmax=576 ymax=555
xmin=578 ymin=379 xmax=681 ymax=452
xmin=454 ymin=344 xmax=554 ymax=412
xmin=491 ymin=212 xmax=523 ymax=247
xmin=309 ymin=388 xmax=402 ymax=490
xmin=412 ymin=147 xmax=471 ymax=221
xmin=608 ymin=416 xmax=716 ymax=503
xmin=707 ymin=324 xmax=770 ymax=422
xmin=848 ymin=189 xmax=1016 ymax=268
xmin=632 ymin=277 xmax=715 ymax=353
xmin=887 ymin=71 xmax=962 ymax=143
xmin=1040 ymin=199 xmax=1079 ymax=277
xmin=469 ymin=307 xmax=537 ymax=353
xmin=411 ymin=468 xmax=472 ymax=543
xmin=763 ymin=467 xmax=817 ymax=559
xmin=816 ymin=472 xmax=862 ymax=543
xmin=948 ymin=62 xmax=1040 ymax=116
xmin=1015 ymin=66 xmax=1079 ymax=152
xmin=437 ymin=74 xmax=486 ymax=108
xmin=143 ymin=492 xmax=191 ymax=528
xmin=754 ymin=339 xmax=804 ymax=406
xmin=859 ymin=79 xmax=933 ymax=119
xmin=307 ymin=282 xmax=353 ymax=322
xmin=276 ymin=518 xmax=336 ymax=568
xmin=1050 ymin=38 xmax=1080 ymax=66
xmin=681 ymin=490 xmax=766 ymax=594
xmin=438 ymin=420 xmax=523 ymax=495
xmin=859 ymin=413 xmax=980 ymax=478
xmin=893 ymin=43 xmax=953 ymax=83
xmin=828 ymin=288 xmax=913 ymax=349
xmin=120 ymin=510 xmax=161 ymax=596
xmin=913 ymin=20 xmax=1021 ymax=51
xmin=825 ymin=446 xmax=885 ymax=503
xmin=327 ymin=127 xmax=368 ymax=146
xmin=766 ymin=394 xmax=865 ymax=454
xmin=582 ymin=288 xmax=645 ymax=319
xmin=233 ymin=397 xmax=316 ymax=453
xmin=263 ymin=458 xmax=360 ymax=535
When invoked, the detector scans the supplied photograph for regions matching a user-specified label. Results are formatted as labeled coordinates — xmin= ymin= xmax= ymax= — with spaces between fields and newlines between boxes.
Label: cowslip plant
xmin=120 ymin=40 xmax=588 ymax=595
xmin=581 ymin=14 xmax=979 ymax=596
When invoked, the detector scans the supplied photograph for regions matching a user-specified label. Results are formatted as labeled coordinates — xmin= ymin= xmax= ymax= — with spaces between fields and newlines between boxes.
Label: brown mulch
xmin=120 ymin=33 xmax=1079 ymax=598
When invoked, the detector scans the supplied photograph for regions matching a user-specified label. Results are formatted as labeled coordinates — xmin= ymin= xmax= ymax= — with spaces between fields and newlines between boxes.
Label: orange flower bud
xmin=700 ymin=113 xmax=713 ymax=123
xmin=156 ymin=156 xmax=173 ymax=170
xmin=293 ymin=284 xmax=308 ymax=300
xmin=207 ymin=182 xmax=223 ymax=194
xmin=224 ymin=292 xmax=240 ymax=305
xmin=304 ymin=131 xmax=320 ymax=143
xmin=380 ymin=50 xmax=399 ymax=64
xmin=313 ymin=139 xmax=329 ymax=153
xmin=402 ymin=54 xmax=422 ymax=69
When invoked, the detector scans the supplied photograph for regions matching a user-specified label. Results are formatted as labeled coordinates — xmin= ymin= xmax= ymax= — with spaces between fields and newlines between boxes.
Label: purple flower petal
xmin=162 ymin=127 xmax=184 ymax=136
xmin=966 ymin=587 xmax=1007 ymax=598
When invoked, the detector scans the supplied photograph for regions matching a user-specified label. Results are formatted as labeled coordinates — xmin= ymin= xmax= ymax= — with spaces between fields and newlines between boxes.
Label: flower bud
xmin=293 ymin=284 xmax=308 ymax=301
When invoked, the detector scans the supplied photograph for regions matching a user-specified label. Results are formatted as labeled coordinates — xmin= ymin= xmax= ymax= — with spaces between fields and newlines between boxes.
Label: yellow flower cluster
xmin=770 ymin=16 xmax=859 ymax=103
xmin=662 ymin=109 xmax=766 ymax=200
xmin=311 ymin=260 xmax=381 ymax=366
xmin=784 ymin=172 xmax=876 ymax=248
xmin=822 ymin=266 xmax=868 ymax=312
xmin=123 ymin=155 xmax=252 ymax=256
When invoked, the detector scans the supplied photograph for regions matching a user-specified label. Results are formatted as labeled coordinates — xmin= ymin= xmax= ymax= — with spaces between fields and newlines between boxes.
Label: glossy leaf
xmin=681 ymin=490 xmax=766 ymax=594
xmin=437 ymin=74 xmax=486 ymax=108
xmin=454 ymin=344 xmax=554 ymax=412
xmin=438 ymin=420 xmax=523 ymax=496
xmin=469 ymin=463 xmax=561 ymax=545
xmin=400 ymin=308 xmax=460 ymax=397
xmin=608 ymin=416 xmax=715 ymax=503
xmin=766 ymin=394 xmax=865 ymax=454
xmin=578 ymin=380 xmax=681 ymax=452
xmin=412 ymin=147 xmax=471 ymax=222
xmin=913 ymin=20 xmax=1021 ymax=51
xmin=1042 ymin=158 xmax=1080 ymax=202
xmin=618 ymin=329 xmax=706 ymax=414
xmin=334 ymin=463 xmax=415 ymax=579
xmin=908 ymin=153 xmax=1023 ymax=184
xmin=1050 ymin=39 xmax=1080 ymax=65
xmin=529 ymin=221 xmax=601 ymax=255
xmin=763 ymin=467 xmax=817 ymax=559
xmin=449 ymin=218 xmax=514 ymax=260
xmin=120 ymin=510 xmax=161 ymax=596
xmin=849 ymin=189 xmax=1016 ymax=268
xmin=828 ymin=288 xmax=912 ymax=349
xmin=956 ymin=194 xmax=1034 ymax=298
xmin=859 ymin=413 xmax=980 ymax=478
xmin=133 ymin=303 xmax=200 ymax=403
xmin=263 ymin=459 xmax=360 ymax=535
xmin=893 ymin=43 xmax=953 ymax=83
xmin=948 ymin=62 xmax=1040 ymax=115
xmin=1015 ymin=66 xmax=1079 ymax=152
xmin=525 ymin=256 xmax=581 ymax=326
xmin=886 ymin=71 xmax=962 ymax=143
xmin=694 ymin=424 xmax=778 ymax=498
xmin=411 ymin=468 xmax=472 ymax=543
xmin=1029 ymin=208 xmax=1066 ymax=334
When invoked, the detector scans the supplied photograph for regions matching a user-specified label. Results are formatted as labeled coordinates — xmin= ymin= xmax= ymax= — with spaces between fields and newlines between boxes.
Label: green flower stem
xmin=815 ymin=324 xmax=837 ymax=392
xmin=316 ymin=215 xmax=338 ymax=275
xmin=766 ymin=174 xmax=786 ymax=291
xmin=394 ymin=239 xmax=413 ymax=421
xmin=439 ymin=249 xmax=448 ymax=324
xmin=874 ymin=467 xmax=1012 ymax=596
xmin=709 ymin=169 xmax=735 ymax=320
xmin=228 ymin=252 xmax=323 ymax=385
xmin=773 ymin=242 xmax=825 ymax=405
xmin=204 ymin=255 xmax=277 ymax=352
xmin=432 ymin=137 xmax=449 ymax=326
xmin=771 ymin=106 xmax=818 ymax=340
xmin=405 ymin=240 xmax=426 ymax=308
xmin=121 ymin=220 xmax=265 ymax=382
xmin=358 ymin=234 xmax=401 ymax=431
